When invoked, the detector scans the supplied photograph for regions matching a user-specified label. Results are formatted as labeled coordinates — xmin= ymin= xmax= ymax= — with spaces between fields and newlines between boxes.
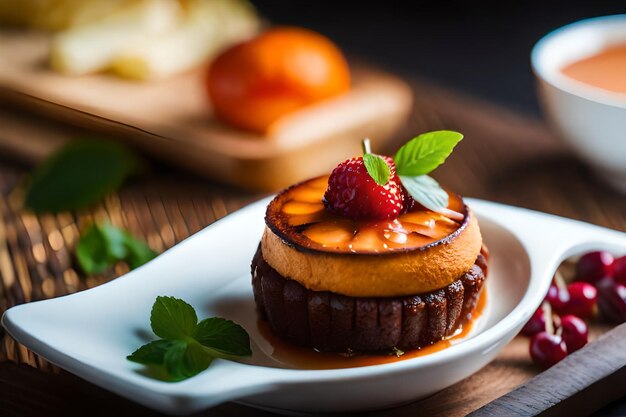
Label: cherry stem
xmin=554 ymin=270 xmax=567 ymax=289
xmin=554 ymin=270 xmax=570 ymax=299
xmin=362 ymin=138 xmax=372 ymax=155
xmin=554 ymin=316 xmax=563 ymax=337
xmin=542 ymin=301 xmax=555 ymax=335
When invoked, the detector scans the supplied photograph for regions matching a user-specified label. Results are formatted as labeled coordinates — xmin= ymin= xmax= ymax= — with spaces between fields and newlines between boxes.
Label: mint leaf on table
xmin=394 ymin=131 xmax=463 ymax=213
xmin=128 ymin=296 xmax=251 ymax=382
xmin=125 ymin=236 xmax=158 ymax=269
xmin=75 ymin=223 xmax=157 ymax=275
xmin=75 ymin=223 xmax=126 ymax=274
xmin=363 ymin=153 xmax=390 ymax=186
xmin=394 ymin=130 xmax=463 ymax=177
xmin=25 ymin=139 xmax=139 ymax=213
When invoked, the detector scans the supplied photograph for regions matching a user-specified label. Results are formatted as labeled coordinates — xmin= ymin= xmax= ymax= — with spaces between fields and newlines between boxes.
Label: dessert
xmin=251 ymin=131 xmax=488 ymax=353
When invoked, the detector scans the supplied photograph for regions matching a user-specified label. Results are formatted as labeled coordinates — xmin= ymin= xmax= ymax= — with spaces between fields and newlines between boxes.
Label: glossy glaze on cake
xmin=266 ymin=176 xmax=466 ymax=253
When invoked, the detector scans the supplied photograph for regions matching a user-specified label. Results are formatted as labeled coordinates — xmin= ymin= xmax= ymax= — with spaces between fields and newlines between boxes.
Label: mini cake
xmin=252 ymin=132 xmax=488 ymax=353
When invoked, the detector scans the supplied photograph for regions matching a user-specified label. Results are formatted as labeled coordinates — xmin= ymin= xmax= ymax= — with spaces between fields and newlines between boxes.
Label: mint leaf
xmin=25 ymin=139 xmax=139 ymax=213
xmin=100 ymin=224 xmax=129 ymax=260
xmin=195 ymin=318 xmax=252 ymax=358
xmin=363 ymin=153 xmax=390 ymax=186
xmin=127 ymin=339 xmax=178 ymax=365
xmin=399 ymin=175 xmax=449 ymax=213
xmin=163 ymin=340 xmax=189 ymax=380
xmin=75 ymin=223 xmax=128 ymax=274
xmin=150 ymin=296 xmax=197 ymax=340
xmin=394 ymin=131 xmax=463 ymax=176
xmin=123 ymin=232 xmax=157 ymax=269
xmin=129 ymin=297 xmax=250 ymax=382
xmin=75 ymin=225 xmax=118 ymax=275
xmin=75 ymin=223 xmax=156 ymax=275
xmin=183 ymin=341 xmax=214 ymax=377
xmin=165 ymin=341 xmax=214 ymax=381
xmin=128 ymin=337 xmax=214 ymax=382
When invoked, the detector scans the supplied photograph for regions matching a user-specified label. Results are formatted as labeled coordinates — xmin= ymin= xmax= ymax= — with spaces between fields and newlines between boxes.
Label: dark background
xmin=253 ymin=1 xmax=625 ymax=116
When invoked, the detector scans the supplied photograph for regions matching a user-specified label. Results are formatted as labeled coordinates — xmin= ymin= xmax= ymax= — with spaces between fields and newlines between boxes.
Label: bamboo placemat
xmin=0 ymin=79 xmax=625 ymax=416
xmin=0 ymin=168 xmax=253 ymax=370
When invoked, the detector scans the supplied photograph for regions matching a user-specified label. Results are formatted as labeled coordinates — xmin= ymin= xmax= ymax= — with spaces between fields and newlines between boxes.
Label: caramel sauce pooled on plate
xmin=256 ymin=288 xmax=488 ymax=370
xmin=562 ymin=45 xmax=626 ymax=95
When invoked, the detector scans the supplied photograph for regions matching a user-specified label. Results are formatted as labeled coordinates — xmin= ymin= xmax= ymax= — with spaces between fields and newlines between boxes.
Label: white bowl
xmin=2 ymin=198 xmax=626 ymax=415
xmin=532 ymin=15 xmax=626 ymax=192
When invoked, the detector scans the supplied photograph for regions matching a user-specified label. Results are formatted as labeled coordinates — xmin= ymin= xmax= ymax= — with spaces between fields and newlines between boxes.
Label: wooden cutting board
xmin=0 ymin=30 xmax=413 ymax=191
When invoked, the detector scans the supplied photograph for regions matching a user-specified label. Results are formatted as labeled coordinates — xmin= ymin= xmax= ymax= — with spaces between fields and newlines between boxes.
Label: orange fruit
xmin=207 ymin=26 xmax=351 ymax=133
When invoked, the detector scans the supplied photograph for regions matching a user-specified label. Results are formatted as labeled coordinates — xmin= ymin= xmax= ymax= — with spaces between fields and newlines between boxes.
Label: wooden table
xmin=0 ymin=79 xmax=625 ymax=416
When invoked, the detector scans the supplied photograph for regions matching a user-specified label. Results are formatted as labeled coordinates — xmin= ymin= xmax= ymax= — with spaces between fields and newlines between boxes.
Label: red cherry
xmin=596 ymin=277 xmax=626 ymax=323
xmin=575 ymin=251 xmax=613 ymax=283
xmin=560 ymin=315 xmax=588 ymax=353
xmin=545 ymin=283 xmax=568 ymax=312
xmin=613 ymin=256 xmax=626 ymax=285
xmin=521 ymin=307 xmax=547 ymax=336
xmin=529 ymin=332 xmax=568 ymax=369
xmin=547 ymin=281 xmax=597 ymax=318
xmin=562 ymin=282 xmax=597 ymax=318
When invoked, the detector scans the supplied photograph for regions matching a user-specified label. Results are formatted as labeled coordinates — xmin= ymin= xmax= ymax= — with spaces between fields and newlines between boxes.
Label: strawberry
xmin=323 ymin=156 xmax=406 ymax=220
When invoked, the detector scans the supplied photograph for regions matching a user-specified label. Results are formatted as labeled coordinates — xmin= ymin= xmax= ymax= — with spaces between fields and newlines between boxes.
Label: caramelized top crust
xmin=261 ymin=176 xmax=483 ymax=297
xmin=265 ymin=176 xmax=467 ymax=254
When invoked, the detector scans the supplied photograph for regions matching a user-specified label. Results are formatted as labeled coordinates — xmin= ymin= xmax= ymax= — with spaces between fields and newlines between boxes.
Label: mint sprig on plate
xmin=128 ymin=296 xmax=251 ymax=381
xmin=363 ymin=131 xmax=463 ymax=213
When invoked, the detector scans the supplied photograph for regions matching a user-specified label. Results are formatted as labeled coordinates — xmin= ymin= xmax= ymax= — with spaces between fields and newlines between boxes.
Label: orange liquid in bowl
xmin=562 ymin=45 xmax=626 ymax=95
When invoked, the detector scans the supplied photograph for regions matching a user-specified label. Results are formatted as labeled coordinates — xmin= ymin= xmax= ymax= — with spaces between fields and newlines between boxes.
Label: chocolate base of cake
xmin=251 ymin=246 xmax=488 ymax=353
